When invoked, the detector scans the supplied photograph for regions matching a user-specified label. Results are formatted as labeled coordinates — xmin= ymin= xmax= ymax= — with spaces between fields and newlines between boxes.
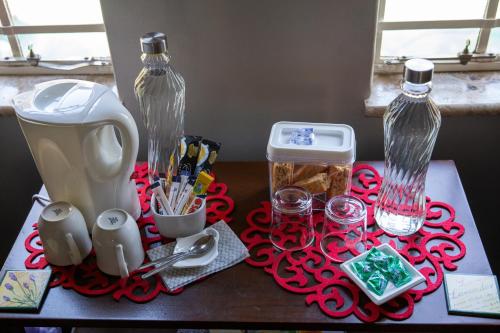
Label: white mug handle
xmin=115 ymin=244 xmax=129 ymax=278
xmin=65 ymin=233 xmax=82 ymax=265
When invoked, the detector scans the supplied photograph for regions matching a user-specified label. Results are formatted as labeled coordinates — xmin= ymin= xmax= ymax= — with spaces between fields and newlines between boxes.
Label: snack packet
xmin=385 ymin=257 xmax=412 ymax=287
xmin=366 ymin=270 xmax=388 ymax=296
xmin=195 ymin=139 xmax=221 ymax=176
xmin=351 ymin=261 xmax=375 ymax=282
xmin=365 ymin=247 xmax=392 ymax=273
xmin=178 ymin=136 xmax=202 ymax=197
xmin=178 ymin=135 xmax=202 ymax=176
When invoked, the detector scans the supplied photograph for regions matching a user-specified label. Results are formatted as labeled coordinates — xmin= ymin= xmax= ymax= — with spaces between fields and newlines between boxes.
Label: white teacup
xmin=92 ymin=208 xmax=144 ymax=278
xmin=38 ymin=201 xmax=92 ymax=266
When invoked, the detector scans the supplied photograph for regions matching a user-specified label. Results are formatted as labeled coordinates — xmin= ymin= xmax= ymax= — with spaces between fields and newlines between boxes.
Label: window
xmin=0 ymin=0 xmax=111 ymax=74
xmin=374 ymin=0 xmax=500 ymax=73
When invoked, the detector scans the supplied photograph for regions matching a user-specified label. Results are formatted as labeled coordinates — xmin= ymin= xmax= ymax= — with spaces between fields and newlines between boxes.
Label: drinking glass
xmin=320 ymin=195 xmax=367 ymax=262
xmin=270 ymin=186 xmax=314 ymax=251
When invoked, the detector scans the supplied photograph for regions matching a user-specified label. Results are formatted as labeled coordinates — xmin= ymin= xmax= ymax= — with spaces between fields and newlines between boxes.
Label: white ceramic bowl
xmin=151 ymin=193 xmax=206 ymax=239
xmin=340 ymin=243 xmax=425 ymax=305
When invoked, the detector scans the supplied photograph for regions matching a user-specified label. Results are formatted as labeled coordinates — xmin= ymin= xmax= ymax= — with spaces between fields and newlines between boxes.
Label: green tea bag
xmin=366 ymin=270 xmax=388 ymax=296
xmin=351 ymin=261 xmax=375 ymax=281
xmin=365 ymin=247 xmax=392 ymax=273
xmin=386 ymin=257 xmax=412 ymax=287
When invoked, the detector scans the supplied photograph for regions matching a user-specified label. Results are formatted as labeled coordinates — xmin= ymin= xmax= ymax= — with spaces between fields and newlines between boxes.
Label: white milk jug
xmin=13 ymin=80 xmax=141 ymax=231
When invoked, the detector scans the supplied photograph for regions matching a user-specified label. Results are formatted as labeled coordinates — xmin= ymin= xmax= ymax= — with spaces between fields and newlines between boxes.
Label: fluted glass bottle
xmin=375 ymin=59 xmax=441 ymax=236
xmin=134 ymin=32 xmax=185 ymax=183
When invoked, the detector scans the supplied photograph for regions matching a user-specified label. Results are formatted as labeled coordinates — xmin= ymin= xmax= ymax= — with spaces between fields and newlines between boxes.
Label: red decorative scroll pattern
xmin=24 ymin=162 xmax=234 ymax=303
xmin=240 ymin=163 xmax=466 ymax=322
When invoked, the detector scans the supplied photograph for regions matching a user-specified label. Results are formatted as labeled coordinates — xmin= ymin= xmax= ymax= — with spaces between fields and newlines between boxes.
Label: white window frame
xmin=0 ymin=0 xmax=112 ymax=75
xmin=374 ymin=0 xmax=500 ymax=73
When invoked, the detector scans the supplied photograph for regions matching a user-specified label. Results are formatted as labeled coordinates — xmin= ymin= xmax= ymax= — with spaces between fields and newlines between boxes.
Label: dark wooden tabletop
xmin=0 ymin=161 xmax=499 ymax=331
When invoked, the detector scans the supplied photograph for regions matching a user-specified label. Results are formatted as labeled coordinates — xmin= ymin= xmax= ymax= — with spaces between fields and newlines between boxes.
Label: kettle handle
xmin=104 ymin=113 xmax=139 ymax=179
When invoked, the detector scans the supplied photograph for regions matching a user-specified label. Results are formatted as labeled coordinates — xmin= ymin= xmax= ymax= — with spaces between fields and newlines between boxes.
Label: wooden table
xmin=1 ymin=161 xmax=499 ymax=331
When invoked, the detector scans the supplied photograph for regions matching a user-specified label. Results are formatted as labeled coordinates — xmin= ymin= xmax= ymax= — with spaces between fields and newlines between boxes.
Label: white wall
xmin=100 ymin=0 xmax=380 ymax=161
xmin=99 ymin=0 xmax=500 ymax=191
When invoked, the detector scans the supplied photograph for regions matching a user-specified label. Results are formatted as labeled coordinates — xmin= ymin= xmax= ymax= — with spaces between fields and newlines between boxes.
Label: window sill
xmin=365 ymin=71 xmax=500 ymax=117
xmin=0 ymin=74 xmax=116 ymax=117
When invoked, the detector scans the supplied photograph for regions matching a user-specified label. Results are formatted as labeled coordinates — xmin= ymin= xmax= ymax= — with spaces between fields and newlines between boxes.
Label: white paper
xmin=445 ymin=274 xmax=500 ymax=315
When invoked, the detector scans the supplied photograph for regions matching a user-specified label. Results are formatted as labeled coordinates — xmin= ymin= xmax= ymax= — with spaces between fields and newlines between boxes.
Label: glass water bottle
xmin=134 ymin=32 xmax=185 ymax=183
xmin=374 ymin=59 xmax=441 ymax=236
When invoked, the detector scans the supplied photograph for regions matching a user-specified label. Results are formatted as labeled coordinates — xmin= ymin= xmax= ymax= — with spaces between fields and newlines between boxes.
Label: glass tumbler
xmin=320 ymin=195 xmax=367 ymax=262
xmin=270 ymin=186 xmax=314 ymax=252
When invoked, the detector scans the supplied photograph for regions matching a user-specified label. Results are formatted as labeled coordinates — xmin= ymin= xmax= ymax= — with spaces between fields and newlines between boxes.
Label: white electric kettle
xmin=13 ymin=80 xmax=141 ymax=231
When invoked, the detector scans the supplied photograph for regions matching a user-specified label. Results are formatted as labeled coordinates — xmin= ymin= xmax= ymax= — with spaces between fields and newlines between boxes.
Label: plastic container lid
xmin=266 ymin=121 xmax=356 ymax=164
xmin=13 ymin=79 xmax=111 ymax=125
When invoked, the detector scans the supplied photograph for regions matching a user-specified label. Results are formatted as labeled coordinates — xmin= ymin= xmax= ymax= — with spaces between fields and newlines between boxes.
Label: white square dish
xmin=340 ymin=243 xmax=425 ymax=305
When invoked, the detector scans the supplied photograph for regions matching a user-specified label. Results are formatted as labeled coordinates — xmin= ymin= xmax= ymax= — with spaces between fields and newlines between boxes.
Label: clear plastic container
xmin=266 ymin=122 xmax=356 ymax=205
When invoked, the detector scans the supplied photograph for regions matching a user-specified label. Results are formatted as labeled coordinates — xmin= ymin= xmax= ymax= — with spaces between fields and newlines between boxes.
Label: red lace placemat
xmin=241 ymin=163 xmax=466 ymax=322
xmin=24 ymin=162 xmax=234 ymax=303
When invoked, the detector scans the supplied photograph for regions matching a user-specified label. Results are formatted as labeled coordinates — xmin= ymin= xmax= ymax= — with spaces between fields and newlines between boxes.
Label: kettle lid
xmin=13 ymin=79 xmax=112 ymax=124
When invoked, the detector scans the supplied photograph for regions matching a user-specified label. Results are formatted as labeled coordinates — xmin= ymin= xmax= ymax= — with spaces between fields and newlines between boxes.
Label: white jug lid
xmin=266 ymin=121 xmax=356 ymax=164
xmin=13 ymin=79 xmax=111 ymax=124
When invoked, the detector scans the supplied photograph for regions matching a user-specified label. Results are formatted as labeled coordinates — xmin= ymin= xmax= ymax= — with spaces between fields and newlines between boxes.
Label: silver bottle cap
xmin=140 ymin=32 xmax=167 ymax=54
xmin=403 ymin=58 xmax=434 ymax=84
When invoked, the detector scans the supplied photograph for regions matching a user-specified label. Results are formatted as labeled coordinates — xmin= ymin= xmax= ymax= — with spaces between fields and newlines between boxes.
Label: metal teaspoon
xmin=141 ymin=234 xmax=216 ymax=279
